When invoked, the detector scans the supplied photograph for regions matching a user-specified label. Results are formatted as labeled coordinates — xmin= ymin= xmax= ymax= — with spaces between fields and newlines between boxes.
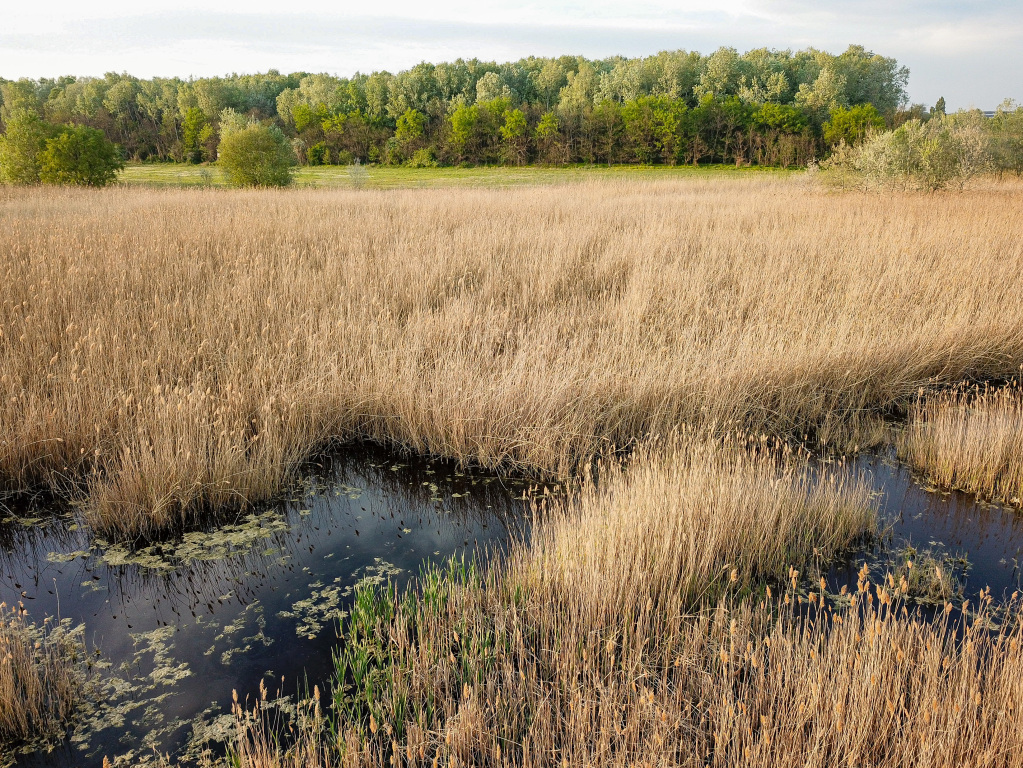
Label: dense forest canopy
xmin=0 ymin=45 xmax=922 ymax=167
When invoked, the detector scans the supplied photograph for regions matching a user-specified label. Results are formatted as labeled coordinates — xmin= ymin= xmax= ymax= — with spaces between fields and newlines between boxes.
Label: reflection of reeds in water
xmin=214 ymin=436 xmax=1023 ymax=768
xmin=900 ymin=379 xmax=1023 ymax=506
xmin=4 ymin=180 xmax=1023 ymax=539
xmin=0 ymin=602 xmax=86 ymax=749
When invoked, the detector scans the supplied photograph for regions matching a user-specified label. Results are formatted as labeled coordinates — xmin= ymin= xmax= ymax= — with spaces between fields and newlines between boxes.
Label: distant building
xmin=982 ymin=110 xmax=997 ymax=118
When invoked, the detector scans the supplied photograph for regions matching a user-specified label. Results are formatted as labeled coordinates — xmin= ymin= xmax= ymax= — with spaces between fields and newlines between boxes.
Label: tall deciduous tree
xmin=823 ymin=104 xmax=885 ymax=147
xmin=499 ymin=108 xmax=529 ymax=165
xmin=39 ymin=124 xmax=123 ymax=187
xmin=0 ymin=110 xmax=51 ymax=184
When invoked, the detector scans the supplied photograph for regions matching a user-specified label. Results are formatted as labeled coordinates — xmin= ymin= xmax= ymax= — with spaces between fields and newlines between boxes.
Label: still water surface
xmin=3 ymin=448 xmax=534 ymax=766
xmin=3 ymin=449 xmax=1021 ymax=766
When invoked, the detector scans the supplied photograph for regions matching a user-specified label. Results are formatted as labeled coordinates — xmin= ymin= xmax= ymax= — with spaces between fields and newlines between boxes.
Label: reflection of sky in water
xmin=826 ymin=454 xmax=1023 ymax=602
xmin=1 ymin=447 xmax=534 ymax=767
xmin=4 ymin=448 xmax=1022 ymax=765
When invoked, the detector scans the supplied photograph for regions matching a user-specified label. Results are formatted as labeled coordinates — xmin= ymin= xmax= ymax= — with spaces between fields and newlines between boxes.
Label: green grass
xmin=117 ymin=162 xmax=794 ymax=190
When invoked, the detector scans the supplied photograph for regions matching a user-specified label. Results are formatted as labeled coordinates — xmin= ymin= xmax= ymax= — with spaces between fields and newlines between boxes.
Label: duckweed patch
xmin=279 ymin=560 xmax=403 ymax=639
xmin=47 ymin=509 xmax=293 ymax=571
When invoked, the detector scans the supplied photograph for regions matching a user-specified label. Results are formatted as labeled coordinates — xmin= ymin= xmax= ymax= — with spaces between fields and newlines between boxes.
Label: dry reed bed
xmin=900 ymin=379 xmax=1023 ymax=506
xmin=222 ymin=436 xmax=1021 ymax=768
xmin=526 ymin=432 xmax=875 ymax=612
xmin=3 ymin=179 xmax=1023 ymax=538
xmin=0 ymin=602 xmax=87 ymax=752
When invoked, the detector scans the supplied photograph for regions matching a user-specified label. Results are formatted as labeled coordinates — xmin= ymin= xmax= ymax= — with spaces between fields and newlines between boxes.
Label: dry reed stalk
xmin=213 ymin=436 xmax=1022 ymax=768
xmin=525 ymin=431 xmax=875 ymax=614
xmin=0 ymin=602 xmax=86 ymax=751
xmin=3 ymin=178 xmax=1023 ymax=537
xmin=899 ymin=379 xmax=1023 ymax=505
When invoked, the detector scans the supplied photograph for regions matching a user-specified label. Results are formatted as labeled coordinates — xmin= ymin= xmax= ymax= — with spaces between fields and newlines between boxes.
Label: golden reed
xmin=2 ymin=177 xmax=1022 ymax=540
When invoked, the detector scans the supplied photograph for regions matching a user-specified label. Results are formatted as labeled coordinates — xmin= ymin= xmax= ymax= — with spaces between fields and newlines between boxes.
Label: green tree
xmin=988 ymin=100 xmax=1023 ymax=176
xmin=932 ymin=96 xmax=946 ymax=119
xmin=834 ymin=44 xmax=908 ymax=116
xmin=216 ymin=122 xmax=295 ymax=187
xmin=385 ymin=108 xmax=427 ymax=165
xmin=694 ymin=47 xmax=744 ymax=100
xmin=621 ymin=96 xmax=660 ymax=163
xmin=476 ymin=71 xmax=512 ymax=103
xmin=475 ymin=99 xmax=509 ymax=163
xmin=387 ymin=63 xmax=439 ymax=119
xmin=534 ymin=111 xmax=561 ymax=163
xmin=0 ymin=110 xmax=52 ymax=184
xmin=181 ymin=107 xmax=210 ymax=163
xmin=823 ymin=104 xmax=884 ymax=147
xmin=533 ymin=59 xmax=570 ymax=110
xmin=592 ymin=100 xmax=623 ymax=164
xmin=754 ymin=102 xmax=809 ymax=134
xmin=0 ymin=79 xmax=42 ymax=122
xmin=291 ymin=102 xmax=319 ymax=134
xmin=38 ymin=124 xmax=123 ymax=186
xmin=499 ymin=108 xmax=529 ymax=165
xmin=395 ymin=108 xmax=427 ymax=145
xmin=653 ymin=99 xmax=690 ymax=165
xmin=795 ymin=66 xmax=848 ymax=124
xmin=448 ymin=103 xmax=479 ymax=162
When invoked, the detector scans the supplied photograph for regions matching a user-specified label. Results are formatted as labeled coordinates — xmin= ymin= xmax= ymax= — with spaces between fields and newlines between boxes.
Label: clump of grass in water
xmin=204 ymin=437 xmax=1023 ymax=767
xmin=900 ymin=376 xmax=1023 ymax=507
xmin=887 ymin=545 xmax=966 ymax=605
xmin=0 ymin=602 xmax=90 ymax=756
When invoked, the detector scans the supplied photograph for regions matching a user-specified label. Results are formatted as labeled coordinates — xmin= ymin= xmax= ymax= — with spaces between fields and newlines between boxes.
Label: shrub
xmin=988 ymin=100 xmax=1023 ymax=177
xmin=821 ymin=116 xmax=989 ymax=191
xmin=307 ymin=141 xmax=329 ymax=166
xmin=406 ymin=147 xmax=438 ymax=168
xmin=216 ymin=123 xmax=296 ymax=187
xmin=39 ymin=124 xmax=124 ymax=187
xmin=0 ymin=109 xmax=51 ymax=185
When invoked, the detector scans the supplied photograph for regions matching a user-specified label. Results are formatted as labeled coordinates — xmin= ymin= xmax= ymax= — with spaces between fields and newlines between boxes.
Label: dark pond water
xmin=2 ymin=448 xmax=544 ymax=768
xmin=3 ymin=448 xmax=1021 ymax=767
xmin=826 ymin=453 xmax=1023 ymax=603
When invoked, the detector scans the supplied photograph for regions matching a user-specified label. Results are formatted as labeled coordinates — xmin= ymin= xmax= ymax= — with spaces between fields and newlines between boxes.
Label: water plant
xmin=205 ymin=437 xmax=1023 ymax=767
xmin=0 ymin=603 xmax=89 ymax=756
xmin=900 ymin=378 xmax=1023 ymax=506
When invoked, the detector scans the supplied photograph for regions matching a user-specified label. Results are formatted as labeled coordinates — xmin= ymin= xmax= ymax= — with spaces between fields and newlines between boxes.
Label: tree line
xmin=1 ymin=45 xmax=912 ymax=171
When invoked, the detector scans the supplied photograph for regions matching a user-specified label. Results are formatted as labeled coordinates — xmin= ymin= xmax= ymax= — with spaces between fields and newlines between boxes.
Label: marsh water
xmin=2 ymin=448 xmax=541 ymax=767
xmin=3 ymin=448 xmax=1022 ymax=766
xmin=842 ymin=453 xmax=1023 ymax=601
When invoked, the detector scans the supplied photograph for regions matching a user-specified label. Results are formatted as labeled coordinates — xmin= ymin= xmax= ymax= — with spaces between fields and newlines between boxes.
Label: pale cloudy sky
xmin=2 ymin=1 xmax=1020 ymax=109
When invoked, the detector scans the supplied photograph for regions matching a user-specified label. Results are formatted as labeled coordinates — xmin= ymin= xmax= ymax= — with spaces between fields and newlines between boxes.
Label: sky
xmin=2 ymin=1 xmax=1020 ymax=110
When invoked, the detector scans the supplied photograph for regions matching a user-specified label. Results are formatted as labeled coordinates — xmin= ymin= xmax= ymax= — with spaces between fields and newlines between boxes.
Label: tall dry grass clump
xmin=900 ymin=379 xmax=1023 ymax=505
xmin=3 ymin=178 xmax=1023 ymax=537
xmin=527 ymin=432 xmax=875 ymax=614
xmin=212 ymin=437 xmax=1022 ymax=768
xmin=0 ymin=603 xmax=87 ymax=751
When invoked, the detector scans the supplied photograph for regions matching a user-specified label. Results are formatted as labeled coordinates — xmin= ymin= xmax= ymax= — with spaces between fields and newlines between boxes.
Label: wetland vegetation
xmin=900 ymin=379 xmax=1023 ymax=507
xmin=0 ymin=603 xmax=90 ymax=756
xmin=2 ymin=173 xmax=1023 ymax=765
